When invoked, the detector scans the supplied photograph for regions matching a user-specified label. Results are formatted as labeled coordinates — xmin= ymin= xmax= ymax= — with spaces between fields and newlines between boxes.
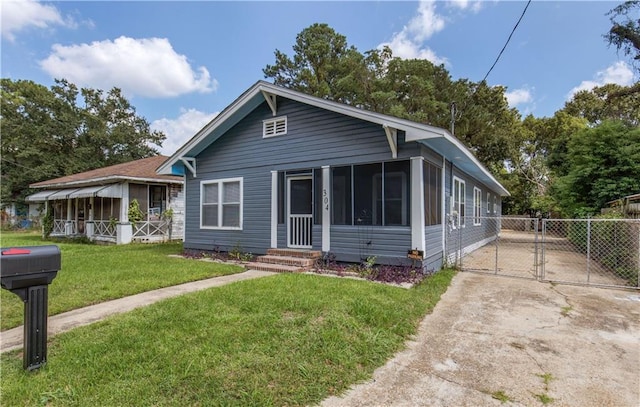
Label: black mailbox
xmin=1 ymin=245 xmax=61 ymax=370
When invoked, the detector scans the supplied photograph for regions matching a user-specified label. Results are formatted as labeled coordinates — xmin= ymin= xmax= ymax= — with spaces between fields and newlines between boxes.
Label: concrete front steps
xmin=246 ymin=248 xmax=322 ymax=273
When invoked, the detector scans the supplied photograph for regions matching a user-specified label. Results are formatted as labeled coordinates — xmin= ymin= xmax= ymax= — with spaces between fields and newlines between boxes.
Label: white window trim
xmin=200 ymin=177 xmax=243 ymax=230
xmin=452 ymin=176 xmax=465 ymax=229
xmin=473 ymin=187 xmax=482 ymax=226
xmin=263 ymin=116 xmax=287 ymax=138
xmin=487 ymin=192 xmax=491 ymax=213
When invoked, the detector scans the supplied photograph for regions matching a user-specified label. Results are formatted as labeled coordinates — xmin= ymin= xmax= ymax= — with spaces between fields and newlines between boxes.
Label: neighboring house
xmin=157 ymin=81 xmax=509 ymax=271
xmin=26 ymin=156 xmax=184 ymax=244
xmin=603 ymin=193 xmax=640 ymax=219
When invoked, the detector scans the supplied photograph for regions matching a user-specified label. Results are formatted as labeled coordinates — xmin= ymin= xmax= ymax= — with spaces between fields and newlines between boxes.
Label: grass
xmin=1 ymin=231 xmax=243 ymax=330
xmin=560 ymin=306 xmax=573 ymax=317
xmin=1 ymin=270 xmax=455 ymax=406
xmin=534 ymin=372 xmax=556 ymax=405
xmin=490 ymin=390 xmax=512 ymax=403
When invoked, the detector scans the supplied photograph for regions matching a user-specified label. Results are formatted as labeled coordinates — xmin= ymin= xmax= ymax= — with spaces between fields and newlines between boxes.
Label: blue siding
xmin=184 ymin=97 xmax=418 ymax=256
xmin=330 ymin=226 xmax=412 ymax=264
xmin=183 ymin=95 xmax=504 ymax=268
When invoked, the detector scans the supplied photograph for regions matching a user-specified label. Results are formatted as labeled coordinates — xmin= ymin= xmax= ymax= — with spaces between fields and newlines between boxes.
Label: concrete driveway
xmin=322 ymin=272 xmax=640 ymax=407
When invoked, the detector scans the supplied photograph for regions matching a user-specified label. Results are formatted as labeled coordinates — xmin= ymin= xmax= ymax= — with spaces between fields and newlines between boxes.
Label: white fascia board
xmin=157 ymin=83 xmax=267 ymax=175
xmin=30 ymin=176 xmax=183 ymax=189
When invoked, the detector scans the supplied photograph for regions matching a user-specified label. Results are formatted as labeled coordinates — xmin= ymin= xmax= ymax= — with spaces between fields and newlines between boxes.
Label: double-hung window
xmin=452 ymin=177 xmax=465 ymax=229
xmin=473 ymin=187 xmax=482 ymax=226
xmin=487 ymin=192 xmax=492 ymax=214
xmin=201 ymin=178 xmax=243 ymax=229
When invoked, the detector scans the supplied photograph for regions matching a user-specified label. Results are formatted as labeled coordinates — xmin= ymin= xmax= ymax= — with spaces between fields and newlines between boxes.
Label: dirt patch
xmin=321 ymin=272 xmax=640 ymax=407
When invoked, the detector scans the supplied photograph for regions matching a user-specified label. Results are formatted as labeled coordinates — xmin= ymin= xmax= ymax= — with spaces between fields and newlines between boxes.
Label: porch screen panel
xmin=222 ymin=181 xmax=240 ymax=227
xmin=313 ymin=169 xmax=322 ymax=225
xmin=332 ymin=166 xmax=352 ymax=225
xmin=149 ymin=185 xmax=166 ymax=217
xmin=384 ymin=160 xmax=410 ymax=226
xmin=202 ymin=183 xmax=219 ymax=227
xmin=94 ymin=199 xmax=103 ymax=220
xmin=129 ymin=184 xmax=149 ymax=217
xmin=424 ymin=162 xmax=442 ymax=226
xmin=354 ymin=163 xmax=382 ymax=225
xmin=278 ymin=172 xmax=285 ymax=224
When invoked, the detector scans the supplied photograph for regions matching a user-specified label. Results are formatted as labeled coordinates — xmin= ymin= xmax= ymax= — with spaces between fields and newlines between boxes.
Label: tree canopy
xmin=264 ymin=21 xmax=639 ymax=218
xmin=1 ymin=78 xmax=165 ymax=206
xmin=605 ymin=0 xmax=640 ymax=74
xmin=263 ymin=23 xmax=521 ymax=173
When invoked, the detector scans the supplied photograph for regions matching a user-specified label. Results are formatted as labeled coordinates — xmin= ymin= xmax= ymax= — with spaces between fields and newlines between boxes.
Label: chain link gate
xmin=447 ymin=216 xmax=640 ymax=290
xmin=446 ymin=217 xmax=540 ymax=279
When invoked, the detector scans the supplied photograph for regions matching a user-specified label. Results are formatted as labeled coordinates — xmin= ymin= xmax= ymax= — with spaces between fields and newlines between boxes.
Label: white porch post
xmin=271 ymin=171 xmax=278 ymax=248
xmin=65 ymin=199 xmax=73 ymax=235
xmin=442 ymin=156 xmax=447 ymax=255
xmin=322 ymin=165 xmax=330 ymax=252
xmin=86 ymin=196 xmax=95 ymax=239
xmin=411 ymin=157 xmax=425 ymax=257
xmin=117 ymin=182 xmax=132 ymax=244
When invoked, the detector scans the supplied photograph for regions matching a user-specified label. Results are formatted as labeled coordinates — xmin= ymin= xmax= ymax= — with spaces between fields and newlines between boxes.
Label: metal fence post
xmin=494 ymin=217 xmax=499 ymax=274
xmin=541 ymin=219 xmax=546 ymax=280
xmin=586 ymin=218 xmax=591 ymax=283
xmin=534 ymin=218 xmax=539 ymax=280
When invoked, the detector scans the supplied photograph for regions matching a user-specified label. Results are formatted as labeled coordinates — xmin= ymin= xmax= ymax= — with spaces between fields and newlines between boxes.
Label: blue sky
xmin=2 ymin=0 xmax=636 ymax=155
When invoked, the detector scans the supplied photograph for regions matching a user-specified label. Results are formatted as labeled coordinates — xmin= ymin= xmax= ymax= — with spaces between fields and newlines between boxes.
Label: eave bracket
xmin=261 ymin=90 xmax=277 ymax=116
xmin=383 ymin=124 xmax=398 ymax=159
xmin=180 ymin=157 xmax=197 ymax=178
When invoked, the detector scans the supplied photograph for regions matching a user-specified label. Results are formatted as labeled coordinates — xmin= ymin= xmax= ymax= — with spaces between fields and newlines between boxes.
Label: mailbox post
xmin=0 ymin=245 xmax=60 ymax=370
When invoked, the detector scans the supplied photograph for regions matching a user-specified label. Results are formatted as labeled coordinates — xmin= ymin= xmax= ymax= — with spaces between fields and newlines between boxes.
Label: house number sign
xmin=323 ymin=188 xmax=329 ymax=211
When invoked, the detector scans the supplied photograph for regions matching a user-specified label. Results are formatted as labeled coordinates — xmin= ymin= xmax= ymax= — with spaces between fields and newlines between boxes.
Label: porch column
xmin=322 ymin=166 xmax=330 ymax=252
xmin=271 ymin=171 xmax=278 ymax=248
xmin=410 ymin=157 xmax=425 ymax=256
xmin=65 ymin=199 xmax=73 ymax=235
xmin=117 ymin=182 xmax=132 ymax=244
xmin=86 ymin=196 xmax=95 ymax=239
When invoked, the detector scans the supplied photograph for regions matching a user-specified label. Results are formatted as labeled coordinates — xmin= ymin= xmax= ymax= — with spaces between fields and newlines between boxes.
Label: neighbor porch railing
xmin=132 ymin=220 xmax=170 ymax=239
xmin=52 ymin=219 xmax=76 ymax=235
xmin=92 ymin=220 xmax=117 ymax=239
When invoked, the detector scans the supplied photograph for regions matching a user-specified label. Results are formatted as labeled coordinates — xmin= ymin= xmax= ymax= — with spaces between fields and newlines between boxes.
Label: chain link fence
xmin=448 ymin=217 xmax=640 ymax=289
xmin=542 ymin=219 xmax=640 ymax=289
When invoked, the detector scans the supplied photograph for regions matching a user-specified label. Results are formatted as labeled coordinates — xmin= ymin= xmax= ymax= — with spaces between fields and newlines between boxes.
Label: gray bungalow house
xmin=157 ymin=81 xmax=509 ymax=271
xmin=27 ymin=156 xmax=184 ymax=244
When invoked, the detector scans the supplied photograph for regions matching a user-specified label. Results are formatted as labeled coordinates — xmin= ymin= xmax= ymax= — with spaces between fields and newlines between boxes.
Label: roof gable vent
xmin=263 ymin=116 xmax=287 ymax=138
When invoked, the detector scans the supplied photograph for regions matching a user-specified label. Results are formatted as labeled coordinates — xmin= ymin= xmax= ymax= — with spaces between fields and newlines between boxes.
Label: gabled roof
xmin=157 ymin=81 xmax=509 ymax=196
xmin=31 ymin=155 xmax=182 ymax=189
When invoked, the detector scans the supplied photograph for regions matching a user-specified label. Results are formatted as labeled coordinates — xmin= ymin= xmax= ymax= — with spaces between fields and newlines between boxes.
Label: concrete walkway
xmin=0 ymin=270 xmax=275 ymax=353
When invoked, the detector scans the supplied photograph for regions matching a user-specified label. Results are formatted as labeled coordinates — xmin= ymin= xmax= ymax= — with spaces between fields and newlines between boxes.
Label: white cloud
xmin=1 ymin=0 xmax=74 ymax=41
xmin=505 ymin=87 xmax=533 ymax=107
xmin=381 ymin=32 xmax=448 ymax=65
xmin=40 ymin=36 xmax=218 ymax=98
xmin=567 ymin=61 xmax=635 ymax=99
xmin=447 ymin=0 xmax=483 ymax=13
xmin=151 ymin=108 xmax=218 ymax=155
xmin=407 ymin=0 xmax=446 ymax=42
xmin=378 ymin=0 xmax=447 ymax=64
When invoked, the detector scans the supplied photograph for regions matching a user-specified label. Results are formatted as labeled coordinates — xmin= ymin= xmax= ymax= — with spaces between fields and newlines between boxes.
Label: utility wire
xmin=482 ymin=0 xmax=532 ymax=82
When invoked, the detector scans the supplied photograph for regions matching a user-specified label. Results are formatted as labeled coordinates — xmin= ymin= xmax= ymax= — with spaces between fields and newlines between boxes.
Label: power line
xmin=482 ymin=0 xmax=532 ymax=83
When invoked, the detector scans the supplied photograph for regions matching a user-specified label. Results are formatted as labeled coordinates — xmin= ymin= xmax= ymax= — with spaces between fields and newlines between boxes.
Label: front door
xmin=287 ymin=176 xmax=313 ymax=248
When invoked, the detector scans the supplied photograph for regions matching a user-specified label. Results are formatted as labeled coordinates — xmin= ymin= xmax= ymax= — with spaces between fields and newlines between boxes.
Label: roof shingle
xmin=30 ymin=156 xmax=182 ymax=188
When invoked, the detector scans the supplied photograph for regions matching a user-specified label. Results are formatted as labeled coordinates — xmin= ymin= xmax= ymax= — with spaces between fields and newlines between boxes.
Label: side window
xmin=452 ymin=177 xmax=465 ymax=228
xmin=473 ymin=187 xmax=482 ymax=226
xmin=201 ymin=178 xmax=243 ymax=229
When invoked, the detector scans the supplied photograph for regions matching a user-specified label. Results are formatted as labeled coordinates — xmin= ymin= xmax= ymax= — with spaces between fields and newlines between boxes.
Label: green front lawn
xmin=1 ymin=232 xmax=243 ymax=330
xmin=1 ymin=270 xmax=455 ymax=406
